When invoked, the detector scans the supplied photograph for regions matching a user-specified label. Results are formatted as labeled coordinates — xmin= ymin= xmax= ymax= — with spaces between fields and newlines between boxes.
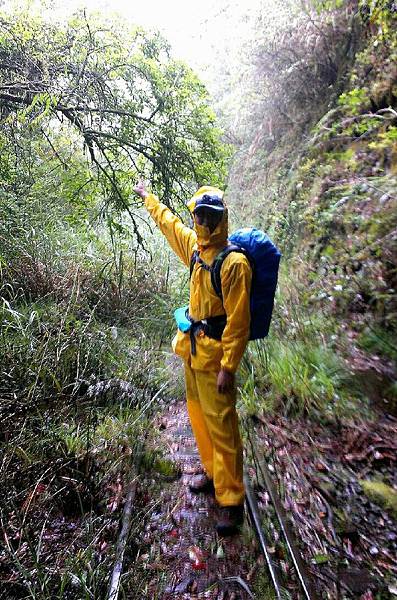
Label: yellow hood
xmin=187 ymin=186 xmax=228 ymax=249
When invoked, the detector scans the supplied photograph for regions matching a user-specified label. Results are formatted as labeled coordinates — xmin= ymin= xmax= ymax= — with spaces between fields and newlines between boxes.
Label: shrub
xmin=240 ymin=335 xmax=357 ymax=417
xmin=240 ymin=0 xmax=363 ymax=150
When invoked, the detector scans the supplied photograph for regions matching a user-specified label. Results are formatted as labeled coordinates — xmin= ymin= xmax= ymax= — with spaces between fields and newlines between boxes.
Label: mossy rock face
xmin=360 ymin=480 xmax=397 ymax=517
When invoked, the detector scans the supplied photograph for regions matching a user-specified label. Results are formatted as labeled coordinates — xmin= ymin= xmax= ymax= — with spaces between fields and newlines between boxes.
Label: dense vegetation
xmin=228 ymin=0 xmax=396 ymax=418
xmin=0 ymin=6 xmax=228 ymax=597
xmin=0 ymin=0 xmax=396 ymax=597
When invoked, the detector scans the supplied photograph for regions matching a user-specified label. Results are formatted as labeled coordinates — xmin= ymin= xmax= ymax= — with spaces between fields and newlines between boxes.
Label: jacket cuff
xmin=144 ymin=193 xmax=160 ymax=210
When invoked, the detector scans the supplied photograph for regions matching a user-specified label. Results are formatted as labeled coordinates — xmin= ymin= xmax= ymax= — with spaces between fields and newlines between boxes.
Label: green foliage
xmin=313 ymin=0 xmax=347 ymax=12
xmin=359 ymin=0 xmax=397 ymax=32
xmin=369 ymin=126 xmax=397 ymax=150
xmin=152 ymin=457 xmax=180 ymax=478
xmin=0 ymin=6 xmax=230 ymax=225
xmin=0 ymin=7 xmax=203 ymax=589
xmin=0 ymin=298 xmax=120 ymax=399
xmin=240 ymin=333 xmax=358 ymax=417
xmin=94 ymin=408 xmax=146 ymax=450
xmin=238 ymin=273 xmax=364 ymax=418
xmin=357 ymin=326 xmax=397 ymax=363
xmin=338 ymin=88 xmax=370 ymax=115
xmin=0 ymin=285 xmax=167 ymax=598
xmin=226 ymin=0 xmax=397 ymax=426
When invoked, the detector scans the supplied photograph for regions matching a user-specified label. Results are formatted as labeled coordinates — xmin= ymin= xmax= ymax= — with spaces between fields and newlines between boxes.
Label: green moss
xmin=251 ymin=572 xmax=278 ymax=600
xmin=369 ymin=126 xmax=397 ymax=151
xmin=153 ymin=457 xmax=179 ymax=478
xmin=360 ymin=480 xmax=397 ymax=517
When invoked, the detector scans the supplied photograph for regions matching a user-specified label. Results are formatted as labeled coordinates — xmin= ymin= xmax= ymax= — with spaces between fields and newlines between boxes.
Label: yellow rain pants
xmin=144 ymin=187 xmax=251 ymax=506
xmin=185 ymin=359 xmax=244 ymax=506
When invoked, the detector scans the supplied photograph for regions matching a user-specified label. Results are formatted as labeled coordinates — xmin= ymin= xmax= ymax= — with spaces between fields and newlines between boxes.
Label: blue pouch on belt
xmin=174 ymin=305 xmax=191 ymax=332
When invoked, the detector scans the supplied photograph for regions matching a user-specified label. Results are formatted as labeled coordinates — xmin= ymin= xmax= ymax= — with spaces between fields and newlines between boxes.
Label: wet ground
xmin=248 ymin=412 xmax=397 ymax=599
xmin=136 ymin=401 xmax=266 ymax=600
xmin=134 ymin=400 xmax=397 ymax=600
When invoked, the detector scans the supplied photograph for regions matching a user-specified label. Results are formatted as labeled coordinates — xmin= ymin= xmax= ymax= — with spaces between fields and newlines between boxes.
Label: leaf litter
xmin=125 ymin=400 xmax=262 ymax=599
xmin=247 ymin=411 xmax=397 ymax=599
xmin=2 ymin=393 xmax=395 ymax=599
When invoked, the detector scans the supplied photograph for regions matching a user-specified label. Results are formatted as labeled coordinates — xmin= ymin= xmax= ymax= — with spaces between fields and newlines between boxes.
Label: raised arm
xmin=134 ymin=182 xmax=197 ymax=268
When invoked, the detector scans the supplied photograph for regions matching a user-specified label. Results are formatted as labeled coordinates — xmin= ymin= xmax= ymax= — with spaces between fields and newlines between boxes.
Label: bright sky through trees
xmin=3 ymin=0 xmax=266 ymax=85
xmin=57 ymin=0 xmax=261 ymax=69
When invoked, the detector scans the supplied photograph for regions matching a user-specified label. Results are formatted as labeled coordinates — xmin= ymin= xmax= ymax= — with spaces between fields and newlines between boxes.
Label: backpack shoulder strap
xmin=190 ymin=250 xmax=211 ymax=279
xmin=211 ymin=244 xmax=247 ymax=299
xmin=190 ymin=250 xmax=198 ymax=279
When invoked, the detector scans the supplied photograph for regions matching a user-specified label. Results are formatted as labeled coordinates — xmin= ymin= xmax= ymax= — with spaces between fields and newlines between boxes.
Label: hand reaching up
xmin=134 ymin=181 xmax=149 ymax=199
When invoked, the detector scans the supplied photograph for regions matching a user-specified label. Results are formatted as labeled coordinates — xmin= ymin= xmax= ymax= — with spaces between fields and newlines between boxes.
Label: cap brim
xmin=193 ymin=204 xmax=224 ymax=214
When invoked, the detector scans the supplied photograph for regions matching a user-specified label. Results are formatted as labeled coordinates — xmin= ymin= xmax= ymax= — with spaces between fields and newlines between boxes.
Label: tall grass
xmin=240 ymin=335 xmax=361 ymax=418
xmin=238 ymin=272 xmax=363 ymax=418
xmin=0 ymin=182 xmax=186 ymax=597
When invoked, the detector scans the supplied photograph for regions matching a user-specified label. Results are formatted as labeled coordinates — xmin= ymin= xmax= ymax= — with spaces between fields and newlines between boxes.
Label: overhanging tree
xmin=0 ymin=9 xmax=230 ymax=242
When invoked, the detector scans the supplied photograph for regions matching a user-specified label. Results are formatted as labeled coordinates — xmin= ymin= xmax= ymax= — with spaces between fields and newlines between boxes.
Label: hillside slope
xmin=226 ymin=1 xmax=396 ymax=416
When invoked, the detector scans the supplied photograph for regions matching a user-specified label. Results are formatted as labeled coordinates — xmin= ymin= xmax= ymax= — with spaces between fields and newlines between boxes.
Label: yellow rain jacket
xmin=144 ymin=186 xmax=252 ymax=372
xmin=144 ymin=186 xmax=251 ymax=507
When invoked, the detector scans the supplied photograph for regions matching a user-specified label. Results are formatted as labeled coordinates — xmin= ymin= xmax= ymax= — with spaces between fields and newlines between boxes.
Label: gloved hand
xmin=217 ymin=369 xmax=235 ymax=394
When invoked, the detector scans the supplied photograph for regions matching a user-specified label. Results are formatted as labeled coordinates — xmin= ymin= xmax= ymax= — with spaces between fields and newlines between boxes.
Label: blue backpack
xmin=190 ymin=228 xmax=281 ymax=340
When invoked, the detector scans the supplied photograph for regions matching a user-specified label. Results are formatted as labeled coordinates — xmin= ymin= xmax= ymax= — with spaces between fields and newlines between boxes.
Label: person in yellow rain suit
xmin=134 ymin=182 xmax=252 ymax=535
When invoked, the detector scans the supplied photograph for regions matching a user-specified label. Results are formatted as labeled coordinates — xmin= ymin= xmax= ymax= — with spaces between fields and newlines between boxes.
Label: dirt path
xmin=138 ymin=400 xmax=266 ymax=600
xmin=246 ymin=413 xmax=397 ymax=599
xmin=125 ymin=398 xmax=397 ymax=599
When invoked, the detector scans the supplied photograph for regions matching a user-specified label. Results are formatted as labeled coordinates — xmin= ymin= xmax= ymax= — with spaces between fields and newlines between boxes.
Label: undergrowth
xmin=239 ymin=288 xmax=364 ymax=419
xmin=0 ymin=190 xmax=180 ymax=597
xmin=231 ymin=3 xmax=397 ymax=418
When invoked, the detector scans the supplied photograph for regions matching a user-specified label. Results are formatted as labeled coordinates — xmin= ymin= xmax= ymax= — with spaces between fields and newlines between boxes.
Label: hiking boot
xmin=188 ymin=474 xmax=215 ymax=496
xmin=215 ymin=505 xmax=244 ymax=536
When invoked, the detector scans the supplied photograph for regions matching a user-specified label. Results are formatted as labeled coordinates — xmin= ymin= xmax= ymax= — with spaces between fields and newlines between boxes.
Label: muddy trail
xmin=1 ymin=394 xmax=396 ymax=599
xmin=244 ymin=412 xmax=397 ymax=599
xmin=133 ymin=400 xmax=264 ymax=599
xmin=125 ymin=400 xmax=397 ymax=600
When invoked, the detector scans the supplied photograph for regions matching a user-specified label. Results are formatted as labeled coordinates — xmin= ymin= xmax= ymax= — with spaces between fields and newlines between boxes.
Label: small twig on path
xmin=258 ymin=458 xmax=319 ymax=600
xmin=244 ymin=472 xmax=283 ymax=599
xmin=170 ymin=497 xmax=183 ymax=516
xmin=218 ymin=576 xmax=255 ymax=599
xmin=107 ymin=480 xmax=137 ymax=600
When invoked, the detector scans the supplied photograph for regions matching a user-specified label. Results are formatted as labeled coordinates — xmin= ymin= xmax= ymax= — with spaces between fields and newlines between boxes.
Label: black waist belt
xmin=187 ymin=311 xmax=227 ymax=355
